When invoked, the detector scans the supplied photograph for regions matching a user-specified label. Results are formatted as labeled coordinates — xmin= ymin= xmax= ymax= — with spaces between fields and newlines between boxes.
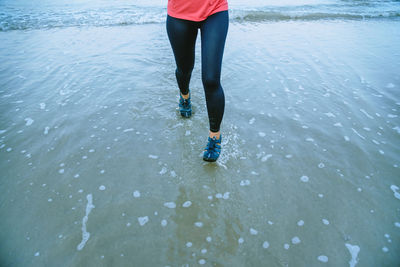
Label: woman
xmin=166 ymin=0 xmax=229 ymax=162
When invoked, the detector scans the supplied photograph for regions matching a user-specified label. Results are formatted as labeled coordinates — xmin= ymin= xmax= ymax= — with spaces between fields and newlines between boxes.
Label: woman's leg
xmin=200 ymin=11 xmax=229 ymax=134
xmin=166 ymin=16 xmax=198 ymax=96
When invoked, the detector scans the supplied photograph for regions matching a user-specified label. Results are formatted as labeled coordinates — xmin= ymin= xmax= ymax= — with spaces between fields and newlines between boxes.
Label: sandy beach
xmin=1 ymin=0 xmax=400 ymax=266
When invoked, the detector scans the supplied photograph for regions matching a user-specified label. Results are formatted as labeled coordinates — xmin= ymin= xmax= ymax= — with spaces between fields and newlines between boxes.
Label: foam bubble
xmin=240 ymin=180 xmax=251 ymax=186
xmin=148 ymin=155 xmax=158 ymax=159
xmin=44 ymin=126 xmax=50 ymax=135
xmin=133 ymin=190 xmax=141 ymax=198
xmin=317 ymin=255 xmax=328 ymax=262
xmin=159 ymin=167 xmax=167 ymax=175
xmin=322 ymin=219 xmax=330 ymax=225
xmin=99 ymin=185 xmax=106 ymax=191
xmin=194 ymin=222 xmax=203 ymax=228
xmin=199 ymin=259 xmax=206 ymax=265
xmin=161 ymin=219 xmax=167 ymax=227
xmin=261 ymin=154 xmax=272 ymax=162
xmin=164 ymin=202 xmax=176 ymax=209
xmin=186 ymin=242 xmax=192 ymax=247
xmin=182 ymin=201 xmax=192 ymax=208
xmin=263 ymin=241 xmax=270 ymax=249
xmin=300 ymin=175 xmax=309 ymax=182
xmin=292 ymin=236 xmax=301 ymax=244
xmin=297 ymin=220 xmax=304 ymax=226
xmin=250 ymin=228 xmax=258 ymax=235
xmin=77 ymin=194 xmax=95 ymax=251
xmin=284 ymin=244 xmax=290 ymax=250
xmin=390 ymin=185 xmax=400 ymax=199
xmin=138 ymin=216 xmax=149 ymax=226
xmin=25 ymin=118 xmax=34 ymax=126
xmin=238 ymin=237 xmax=244 ymax=244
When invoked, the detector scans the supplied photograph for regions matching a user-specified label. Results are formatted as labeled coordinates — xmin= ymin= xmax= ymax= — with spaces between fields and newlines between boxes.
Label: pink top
xmin=167 ymin=0 xmax=228 ymax=22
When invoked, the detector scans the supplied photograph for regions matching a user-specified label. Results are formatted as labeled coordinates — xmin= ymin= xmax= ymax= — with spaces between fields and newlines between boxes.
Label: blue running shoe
xmin=203 ymin=135 xmax=222 ymax=162
xmin=179 ymin=94 xmax=192 ymax=118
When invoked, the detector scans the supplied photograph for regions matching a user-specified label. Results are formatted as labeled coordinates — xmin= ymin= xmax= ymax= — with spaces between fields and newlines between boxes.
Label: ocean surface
xmin=1 ymin=0 xmax=400 ymax=266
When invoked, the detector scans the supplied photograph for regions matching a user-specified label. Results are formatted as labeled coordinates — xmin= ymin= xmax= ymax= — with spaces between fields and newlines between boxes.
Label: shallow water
xmin=1 ymin=1 xmax=400 ymax=266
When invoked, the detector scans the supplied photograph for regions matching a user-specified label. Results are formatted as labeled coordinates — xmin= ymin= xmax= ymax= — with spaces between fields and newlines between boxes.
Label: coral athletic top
xmin=167 ymin=0 xmax=228 ymax=22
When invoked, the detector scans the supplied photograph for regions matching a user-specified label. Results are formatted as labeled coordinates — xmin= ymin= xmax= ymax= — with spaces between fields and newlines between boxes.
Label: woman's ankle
xmin=181 ymin=92 xmax=190 ymax=100
xmin=209 ymin=131 xmax=220 ymax=139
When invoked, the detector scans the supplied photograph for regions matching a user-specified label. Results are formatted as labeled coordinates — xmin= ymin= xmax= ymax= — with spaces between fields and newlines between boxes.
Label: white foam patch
xmin=194 ymin=222 xmax=203 ymax=228
xmin=148 ymin=154 xmax=158 ymax=159
xmin=324 ymin=112 xmax=336 ymax=118
xmin=240 ymin=180 xmax=251 ymax=186
xmin=284 ymin=244 xmax=290 ymax=250
xmin=300 ymin=175 xmax=309 ymax=182
xmin=133 ymin=190 xmax=141 ymax=198
xmin=182 ymin=201 xmax=192 ymax=208
xmin=249 ymin=117 xmax=255 ymax=124
xmin=238 ymin=237 xmax=244 ymax=244
xmin=261 ymin=154 xmax=272 ymax=162
xmin=393 ymin=126 xmax=400 ymax=134
xmin=138 ymin=216 xmax=149 ymax=226
xmin=99 ymin=185 xmax=106 ymax=191
xmin=359 ymin=109 xmax=374 ymax=119
xmin=44 ymin=126 xmax=50 ymax=135
xmin=161 ymin=219 xmax=167 ymax=227
xmin=123 ymin=128 xmax=133 ymax=133
xmin=390 ymin=185 xmax=400 ymax=200
xmin=199 ymin=259 xmax=206 ymax=265
xmin=258 ymin=132 xmax=266 ymax=137
xmin=318 ymin=255 xmax=328 ymax=263
xmin=297 ymin=220 xmax=304 ymax=226
xmin=351 ymin=128 xmax=366 ymax=140
xmin=263 ymin=241 xmax=270 ymax=248
xmin=322 ymin=219 xmax=330 ymax=225
xmin=25 ymin=118 xmax=34 ymax=126
xmin=292 ymin=236 xmax=301 ymax=244
xmin=223 ymin=192 xmax=230 ymax=199
xmin=395 ymin=222 xmax=400 ymax=228
xmin=164 ymin=202 xmax=176 ymax=209
xmin=77 ymin=194 xmax=95 ymax=251
xmin=186 ymin=242 xmax=192 ymax=247
xmin=334 ymin=122 xmax=343 ymax=127
xmin=40 ymin=103 xmax=46 ymax=109
xmin=250 ymin=228 xmax=258 ymax=235
xmin=159 ymin=167 xmax=167 ymax=175
xmin=0 ymin=129 xmax=6 ymax=134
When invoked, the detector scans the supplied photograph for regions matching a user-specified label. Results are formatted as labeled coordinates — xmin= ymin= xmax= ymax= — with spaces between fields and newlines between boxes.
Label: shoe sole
xmin=203 ymin=156 xmax=218 ymax=162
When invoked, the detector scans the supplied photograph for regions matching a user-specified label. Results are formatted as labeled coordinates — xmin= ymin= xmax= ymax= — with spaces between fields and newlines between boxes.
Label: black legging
xmin=166 ymin=11 xmax=229 ymax=133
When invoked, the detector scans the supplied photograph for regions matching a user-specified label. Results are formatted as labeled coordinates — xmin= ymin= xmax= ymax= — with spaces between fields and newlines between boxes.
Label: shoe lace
xmin=206 ymin=137 xmax=220 ymax=152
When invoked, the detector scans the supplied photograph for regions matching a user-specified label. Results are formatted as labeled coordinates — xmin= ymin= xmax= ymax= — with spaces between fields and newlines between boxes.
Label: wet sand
xmin=0 ymin=20 xmax=399 ymax=266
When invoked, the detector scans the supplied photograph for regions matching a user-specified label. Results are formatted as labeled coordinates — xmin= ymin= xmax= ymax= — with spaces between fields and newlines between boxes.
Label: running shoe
xmin=179 ymin=94 xmax=192 ymax=118
xmin=203 ymin=135 xmax=222 ymax=162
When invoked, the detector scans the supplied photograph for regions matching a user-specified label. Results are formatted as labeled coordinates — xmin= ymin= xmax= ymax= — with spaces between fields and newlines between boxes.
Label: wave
xmin=0 ymin=4 xmax=399 ymax=31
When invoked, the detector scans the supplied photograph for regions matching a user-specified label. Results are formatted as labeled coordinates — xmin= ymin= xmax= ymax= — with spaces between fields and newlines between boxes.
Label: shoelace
xmin=206 ymin=137 xmax=221 ymax=152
